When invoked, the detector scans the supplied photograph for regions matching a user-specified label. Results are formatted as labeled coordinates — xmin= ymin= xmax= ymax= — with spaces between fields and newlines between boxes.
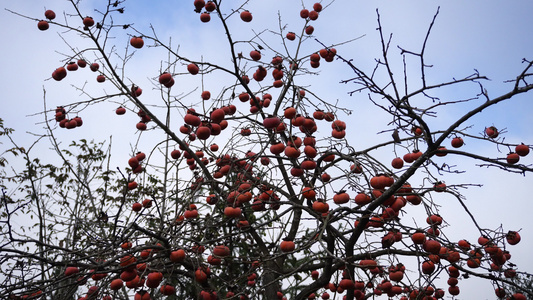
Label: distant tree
xmin=2 ymin=1 xmax=533 ymax=300
xmin=504 ymin=273 xmax=533 ymax=299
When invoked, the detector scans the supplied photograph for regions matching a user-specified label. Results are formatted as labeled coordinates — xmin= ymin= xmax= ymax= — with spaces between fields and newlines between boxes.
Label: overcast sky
xmin=2 ymin=1 xmax=533 ymax=299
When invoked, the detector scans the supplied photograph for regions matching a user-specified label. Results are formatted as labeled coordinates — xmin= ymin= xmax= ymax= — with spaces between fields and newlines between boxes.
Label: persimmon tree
xmin=2 ymin=1 xmax=533 ymax=300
